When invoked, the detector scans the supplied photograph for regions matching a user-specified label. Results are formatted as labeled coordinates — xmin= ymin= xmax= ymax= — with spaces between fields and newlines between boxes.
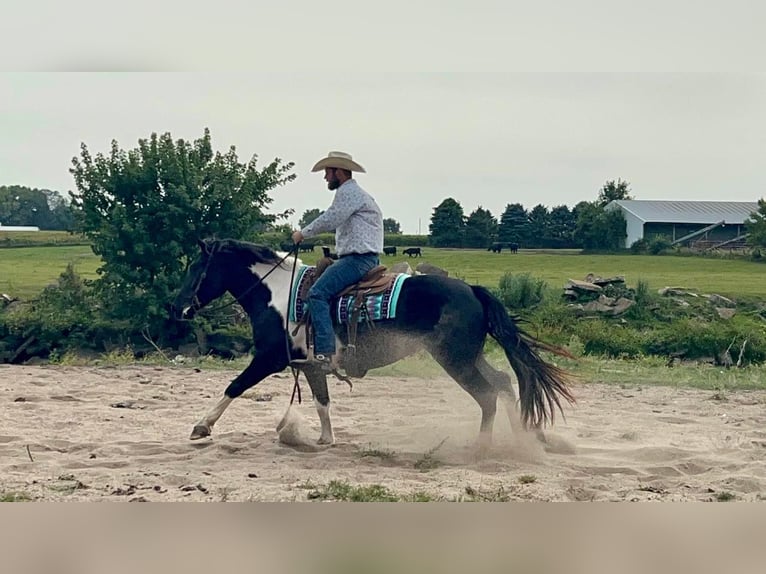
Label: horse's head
xmin=172 ymin=239 xmax=228 ymax=320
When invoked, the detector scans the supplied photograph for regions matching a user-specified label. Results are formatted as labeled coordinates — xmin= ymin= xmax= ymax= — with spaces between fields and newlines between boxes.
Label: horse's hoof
xmin=190 ymin=425 xmax=211 ymax=440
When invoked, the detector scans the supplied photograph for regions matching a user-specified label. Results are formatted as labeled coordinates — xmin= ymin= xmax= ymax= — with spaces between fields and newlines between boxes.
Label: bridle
xmin=182 ymin=240 xmax=306 ymax=403
xmin=184 ymin=243 xmax=300 ymax=317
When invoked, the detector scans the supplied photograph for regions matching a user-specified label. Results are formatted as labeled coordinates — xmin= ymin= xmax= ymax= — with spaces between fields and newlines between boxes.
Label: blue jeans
xmin=308 ymin=253 xmax=380 ymax=356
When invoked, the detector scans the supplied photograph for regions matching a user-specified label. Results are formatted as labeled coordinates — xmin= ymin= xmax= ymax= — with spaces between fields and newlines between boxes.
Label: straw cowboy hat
xmin=311 ymin=151 xmax=366 ymax=173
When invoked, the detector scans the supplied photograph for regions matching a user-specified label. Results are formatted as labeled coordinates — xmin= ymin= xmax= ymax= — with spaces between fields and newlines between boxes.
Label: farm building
xmin=0 ymin=225 xmax=39 ymax=231
xmin=605 ymin=200 xmax=759 ymax=249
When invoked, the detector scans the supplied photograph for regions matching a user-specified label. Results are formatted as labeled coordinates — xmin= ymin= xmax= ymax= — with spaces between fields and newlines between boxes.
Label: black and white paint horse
xmin=172 ymin=238 xmax=575 ymax=446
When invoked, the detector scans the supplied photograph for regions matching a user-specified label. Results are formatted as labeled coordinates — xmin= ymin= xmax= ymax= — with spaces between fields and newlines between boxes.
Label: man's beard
xmin=327 ymin=177 xmax=341 ymax=190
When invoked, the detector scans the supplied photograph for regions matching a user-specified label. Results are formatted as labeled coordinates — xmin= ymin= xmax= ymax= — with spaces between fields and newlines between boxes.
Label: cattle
xmin=402 ymin=247 xmax=422 ymax=257
xmin=383 ymin=246 xmax=397 ymax=256
xmin=299 ymin=243 xmax=316 ymax=253
xmin=321 ymin=246 xmax=339 ymax=260
xmin=508 ymin=242 xmax=519 ymax=254
xmin=488 ymin=242 xmax=502 ymax=253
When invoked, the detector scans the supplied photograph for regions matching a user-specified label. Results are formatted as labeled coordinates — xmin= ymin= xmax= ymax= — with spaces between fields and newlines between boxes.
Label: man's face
xmin=324 ymin=168 xmax=341 ymax=190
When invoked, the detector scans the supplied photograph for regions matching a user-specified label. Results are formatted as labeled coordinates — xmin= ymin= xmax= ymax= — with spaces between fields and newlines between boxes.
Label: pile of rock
xmin=658 ymin=287 xmax=737 ymax=319
xmin=563 ymin=274 xmax=635 ymax=316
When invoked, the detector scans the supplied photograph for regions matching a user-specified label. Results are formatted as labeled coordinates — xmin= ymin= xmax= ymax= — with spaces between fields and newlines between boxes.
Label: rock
xmin=415 ymin=263 xmax=448 ymax=277
xmin=585 ymin=274 xmax=626 ymax=287
xmin=716 ymin=308 xmax=736 ymax=320
xmin=708 ymin=294 xmax=735 ymax=308
xmin=659 ymin=287 xmax=699 ymax=297
xmin=611 ymin=297 xmax=635 ymax=316
xmin=566 ymin=279 xmax=602 ymax=293
xmin=389 ymin=262 xmax=414 ymax=275
xmin=582 ymin=300 xmax=614 ymax=313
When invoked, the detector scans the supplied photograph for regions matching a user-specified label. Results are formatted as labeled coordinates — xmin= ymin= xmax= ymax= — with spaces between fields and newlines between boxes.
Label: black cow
xmin=383 ymin=246 xmax=397 ymax=256
xmin=402 ymin=247 xmax=422 ymax=257
xmin=508 ymin=242 xmax=519 ymax=254
xmin=488 ymin=242 xmax=502 ymax=253
xmin=321 ymin=246 xmax=339 ymax=260
xmin=299 ymin=243 xmax=316 ymax=253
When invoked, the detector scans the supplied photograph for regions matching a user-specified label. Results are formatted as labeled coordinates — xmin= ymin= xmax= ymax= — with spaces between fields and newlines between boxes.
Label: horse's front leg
xmin=190 ymin=354 xmax=281 ymax=440
xmin=304 ymin=369 xmax=334 ymax=445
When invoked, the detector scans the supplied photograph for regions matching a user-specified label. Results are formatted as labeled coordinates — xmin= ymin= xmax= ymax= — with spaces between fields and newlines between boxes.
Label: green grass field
xmin=2 ymin=238 xmax=765 ymax=301
xmin=0 ymin=245 xmax=99 ymax=299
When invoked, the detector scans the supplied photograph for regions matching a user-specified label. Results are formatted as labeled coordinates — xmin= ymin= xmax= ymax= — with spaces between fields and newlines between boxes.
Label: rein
xmin=188 ymin=241 xmax=305 ymax=404
xmin=192 ymin=246 xmax=299 ymax=316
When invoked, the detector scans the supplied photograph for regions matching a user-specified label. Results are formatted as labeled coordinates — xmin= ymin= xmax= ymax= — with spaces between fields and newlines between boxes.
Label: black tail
xmin=471 ymin=285 xmax=576 ymax=429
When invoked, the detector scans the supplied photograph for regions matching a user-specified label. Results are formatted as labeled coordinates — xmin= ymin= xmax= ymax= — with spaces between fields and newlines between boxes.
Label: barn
xmin=605 ymin=200 xmax=759 ymax=249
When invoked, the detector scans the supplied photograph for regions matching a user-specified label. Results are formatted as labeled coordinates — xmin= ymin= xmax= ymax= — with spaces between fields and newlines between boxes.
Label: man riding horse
xmin=290 ymin=151 xmax=383 ymax=372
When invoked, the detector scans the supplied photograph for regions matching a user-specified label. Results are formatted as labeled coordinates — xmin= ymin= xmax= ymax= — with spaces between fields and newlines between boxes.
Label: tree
xmin=745 ymin=198 xmax=766 ymax=248
xmin=464 ymin=207 xmax=498 ymax=248
xmin=298 ymin=208 xmax=324 ymax=228
xmin=598 ymin=178 xmax=633 ymax=207
xmin=526 ymin=204 xmax=550 ymax=248
xmin=498 ymin=203 xmax=528 ymax=245
xmin=573 ymin=201 xmax=627 ymax=250
xmin=69 ymin=128 xmax=295 ymax=338
xmin=383 ymin=217 xmax=402 ymax=234
xmin=429 ymin=198 xmax=465 ymax=247
xmin=0 ymin=185 xmax=72 ymax=230
xmin=548 ymin=204 xmax=576 ymax=246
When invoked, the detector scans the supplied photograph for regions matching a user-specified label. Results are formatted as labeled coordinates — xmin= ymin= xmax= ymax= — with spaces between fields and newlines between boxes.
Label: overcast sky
xmin=2 ymin=73 xmax=764 ymax=234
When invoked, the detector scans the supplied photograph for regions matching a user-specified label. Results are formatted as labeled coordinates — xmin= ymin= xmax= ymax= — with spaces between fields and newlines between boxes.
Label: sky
xmin=3 ymin=73 xmax=765 ymax=234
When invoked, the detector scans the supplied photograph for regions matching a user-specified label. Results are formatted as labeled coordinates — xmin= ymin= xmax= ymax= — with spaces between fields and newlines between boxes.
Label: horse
xmin=172 ymin=238 xmax=575 ymax=447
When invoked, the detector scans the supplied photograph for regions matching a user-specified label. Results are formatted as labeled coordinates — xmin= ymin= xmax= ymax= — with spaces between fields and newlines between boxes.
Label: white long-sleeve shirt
xmin=301 ymin=179 xmax=383 ymax=256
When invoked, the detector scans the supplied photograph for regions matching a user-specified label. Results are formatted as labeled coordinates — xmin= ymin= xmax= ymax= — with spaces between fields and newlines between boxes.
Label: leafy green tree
xmin=745 ymin=198 xmax=766 ymax=248
xmin=464 ymin=207 xmax=498 ymax=248
xmin=298 ymin=208 xmax=324 ymax=228
xmin=0 ymin=185 xmax=72 ymax=230
xmin=383 ymin=217 xmax=402 ymax=234
xmin=598 ymin=178 xmax=633 ymax=207
xmin=429 ymin=198 xmax=465 ymax=247
xmin=498 ymin=203 xmax=528 ymax=245
xmin=573 ymin=201 xmax=626 ymax=250
xmin=69 ymin=128 xmax=295 ymax=338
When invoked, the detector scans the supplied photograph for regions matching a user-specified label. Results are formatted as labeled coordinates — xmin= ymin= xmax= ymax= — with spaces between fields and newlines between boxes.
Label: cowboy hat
xmin=311 ymin=151 xmax=366 ymax=173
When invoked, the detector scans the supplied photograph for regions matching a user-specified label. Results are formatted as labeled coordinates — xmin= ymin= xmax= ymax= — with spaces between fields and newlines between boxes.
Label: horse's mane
xmin=208 ymin=238 xmax=295 ymax=267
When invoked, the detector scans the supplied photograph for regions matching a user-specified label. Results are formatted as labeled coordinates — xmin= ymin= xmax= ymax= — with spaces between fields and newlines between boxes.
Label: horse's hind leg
xmin=475 ymin=355 xmax=547 ymax=444
xmin=432 ymin=355 xmax=498 ymax=449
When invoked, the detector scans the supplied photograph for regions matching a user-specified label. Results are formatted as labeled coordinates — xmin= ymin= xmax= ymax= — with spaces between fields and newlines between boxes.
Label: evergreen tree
xmin=464 ymin=207 xmax=498 ymax=248
xmin=498 ymin=203 xmax=528 ymax=245
xmin=429 ymin=198 xmax=465 ymax=247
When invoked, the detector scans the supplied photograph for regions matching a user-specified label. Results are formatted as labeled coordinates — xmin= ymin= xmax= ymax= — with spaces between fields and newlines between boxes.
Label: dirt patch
xmin=1 ymin=364 xmax=765 ymax=501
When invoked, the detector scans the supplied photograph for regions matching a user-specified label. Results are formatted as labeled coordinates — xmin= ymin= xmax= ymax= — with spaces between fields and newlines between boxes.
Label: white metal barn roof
xmin=608 ymin=200 xmax=760 ymax=225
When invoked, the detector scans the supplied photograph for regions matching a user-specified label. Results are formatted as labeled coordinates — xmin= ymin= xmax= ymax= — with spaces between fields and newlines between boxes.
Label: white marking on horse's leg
xmin=191 ymin=395 xmax=233 ymax=439
xmin=314 ymin=397 xmax=334 ymax=445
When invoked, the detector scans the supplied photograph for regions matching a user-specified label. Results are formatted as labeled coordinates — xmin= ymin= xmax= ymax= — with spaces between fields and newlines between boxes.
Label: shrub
xmin=497 ymin=272 xmax=548 ymax=310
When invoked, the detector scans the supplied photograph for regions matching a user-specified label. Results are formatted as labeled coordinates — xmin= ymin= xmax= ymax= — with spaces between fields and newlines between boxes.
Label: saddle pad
xmin=289 ymin=265 xmax=409 ymax=325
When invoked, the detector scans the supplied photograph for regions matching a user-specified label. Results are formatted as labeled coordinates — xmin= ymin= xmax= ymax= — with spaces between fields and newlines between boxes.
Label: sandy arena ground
xmin=1 ymin=364 xmax=765 ymax=501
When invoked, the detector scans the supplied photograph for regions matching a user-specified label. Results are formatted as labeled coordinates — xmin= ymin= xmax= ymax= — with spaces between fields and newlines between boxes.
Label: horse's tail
xmin=471 ymin=285 xmax=576 ymax=429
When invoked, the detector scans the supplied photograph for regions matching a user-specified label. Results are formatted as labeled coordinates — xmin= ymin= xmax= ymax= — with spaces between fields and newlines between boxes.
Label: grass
xmin=0 ymin=244 xmax=99 ymax=299
xmin=0 ymin=492 xmax=32 ymax=502
xmin=5 ymin=239 xmax=766 ymax=302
